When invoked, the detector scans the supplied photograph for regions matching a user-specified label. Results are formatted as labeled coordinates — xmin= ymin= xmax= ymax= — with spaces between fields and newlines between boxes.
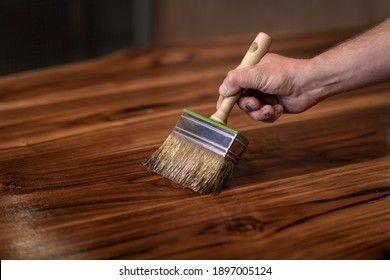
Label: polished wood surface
xmin=0 ymin=29 xmax=389 ymax=259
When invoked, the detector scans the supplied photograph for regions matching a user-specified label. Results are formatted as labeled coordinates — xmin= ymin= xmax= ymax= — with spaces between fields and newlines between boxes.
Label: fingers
xmin=237 ymin=92 xmax=284 ymax=122
xmin=247 ymin=103 xmax=284 ymax=123
xmin=218 ymin=94 xmax=284 ymax=123
xmin=237 ymin=95 xmax=263 ymax=112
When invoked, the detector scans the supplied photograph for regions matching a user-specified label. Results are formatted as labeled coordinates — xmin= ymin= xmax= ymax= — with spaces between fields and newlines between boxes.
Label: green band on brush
xmin=184 ymin=109 xmax=249 ymax=142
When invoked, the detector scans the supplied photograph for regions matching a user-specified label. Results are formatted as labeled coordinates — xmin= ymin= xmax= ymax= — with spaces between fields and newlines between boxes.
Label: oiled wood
xmin=0 ymin=29 xmax=389 ymax=259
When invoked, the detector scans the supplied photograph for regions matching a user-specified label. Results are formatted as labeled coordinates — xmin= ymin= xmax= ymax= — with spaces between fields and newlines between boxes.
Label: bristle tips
xmin=144 ymin=134 xmax=234 ymax=195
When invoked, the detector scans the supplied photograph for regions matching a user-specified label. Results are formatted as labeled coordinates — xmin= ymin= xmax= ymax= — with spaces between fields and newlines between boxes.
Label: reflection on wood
xmin=0 ymin=29 xmax=389 ymax=259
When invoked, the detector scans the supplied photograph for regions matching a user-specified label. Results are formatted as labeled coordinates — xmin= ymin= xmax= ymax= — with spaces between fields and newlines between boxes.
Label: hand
xmin=218 ymin=18 xmax=390 ymax=123
xmin=217 ymin=53 xmax=319 ymax=123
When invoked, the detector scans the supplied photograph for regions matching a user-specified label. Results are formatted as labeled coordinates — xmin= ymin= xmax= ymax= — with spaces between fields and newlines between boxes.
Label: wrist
xmin=301 ymin=55 xmax=347 ymax=102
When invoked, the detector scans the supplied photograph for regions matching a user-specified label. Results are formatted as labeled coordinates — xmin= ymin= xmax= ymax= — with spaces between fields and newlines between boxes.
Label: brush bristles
xmin=144 ymin=134 xmax=234 ymax=195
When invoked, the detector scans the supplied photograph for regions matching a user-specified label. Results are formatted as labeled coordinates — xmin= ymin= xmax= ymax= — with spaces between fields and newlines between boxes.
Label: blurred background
xmin=1 ymin=0 xmax=388 ymax=76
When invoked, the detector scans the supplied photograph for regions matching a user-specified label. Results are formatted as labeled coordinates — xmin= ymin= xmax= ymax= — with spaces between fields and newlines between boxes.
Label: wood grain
xmin=0 ymin=29 xmax=389 ymax=259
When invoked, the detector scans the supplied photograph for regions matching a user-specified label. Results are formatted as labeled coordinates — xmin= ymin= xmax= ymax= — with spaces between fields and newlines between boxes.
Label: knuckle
xmin=226 ymin=69 xmax=238 ymax=85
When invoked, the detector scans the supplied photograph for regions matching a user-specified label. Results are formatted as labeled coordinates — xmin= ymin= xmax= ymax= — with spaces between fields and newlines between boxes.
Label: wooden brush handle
xmin=210 ymin=32 xmax=272 ymax=124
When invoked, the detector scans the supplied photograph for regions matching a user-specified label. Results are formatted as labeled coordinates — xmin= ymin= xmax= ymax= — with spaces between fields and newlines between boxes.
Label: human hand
xmin=217 ymin=53 xmax=319 ymax=123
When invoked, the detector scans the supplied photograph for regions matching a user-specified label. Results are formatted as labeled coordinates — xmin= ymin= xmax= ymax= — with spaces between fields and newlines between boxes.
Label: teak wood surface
xmin=0 ymin=29 xmax=389 ymax=260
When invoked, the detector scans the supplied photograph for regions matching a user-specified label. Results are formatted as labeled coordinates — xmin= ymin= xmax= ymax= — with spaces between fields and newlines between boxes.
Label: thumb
xmin=218 ymin=65 xmax=264 ymax=97
xmin=219 ymin=53 xmax=276 ymax=97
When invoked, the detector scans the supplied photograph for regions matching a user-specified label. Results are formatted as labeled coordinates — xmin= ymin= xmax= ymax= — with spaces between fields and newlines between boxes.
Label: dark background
xmin=0 ymin=0 xmax=388 ymax=76
xmin=0 ymin=0 xmax=153 ymax=75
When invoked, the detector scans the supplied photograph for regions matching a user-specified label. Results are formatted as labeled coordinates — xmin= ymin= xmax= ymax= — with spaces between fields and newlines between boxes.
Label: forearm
xmin=304 ymin=17 xmax=390 ymax=101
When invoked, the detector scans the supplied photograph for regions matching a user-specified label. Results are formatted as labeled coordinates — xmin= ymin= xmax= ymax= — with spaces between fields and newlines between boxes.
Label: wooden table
xmin=1 ymin=30 xmax=389 ymax=260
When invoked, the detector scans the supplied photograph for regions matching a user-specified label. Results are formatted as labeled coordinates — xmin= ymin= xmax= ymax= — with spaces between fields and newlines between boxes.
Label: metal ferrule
xmin=172 ymin=110 xmax=249 ymax=164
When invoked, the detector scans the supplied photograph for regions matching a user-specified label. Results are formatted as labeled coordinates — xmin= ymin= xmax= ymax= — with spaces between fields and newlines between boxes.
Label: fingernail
xmin=245 ymin=102 xmax=254 ymax=112
xmin=263 ymin=111 xmax=272 ymax=119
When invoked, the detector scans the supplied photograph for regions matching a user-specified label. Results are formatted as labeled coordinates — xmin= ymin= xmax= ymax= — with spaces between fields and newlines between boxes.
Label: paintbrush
xmin=144 ymin=32 xmax=272 ymax=195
